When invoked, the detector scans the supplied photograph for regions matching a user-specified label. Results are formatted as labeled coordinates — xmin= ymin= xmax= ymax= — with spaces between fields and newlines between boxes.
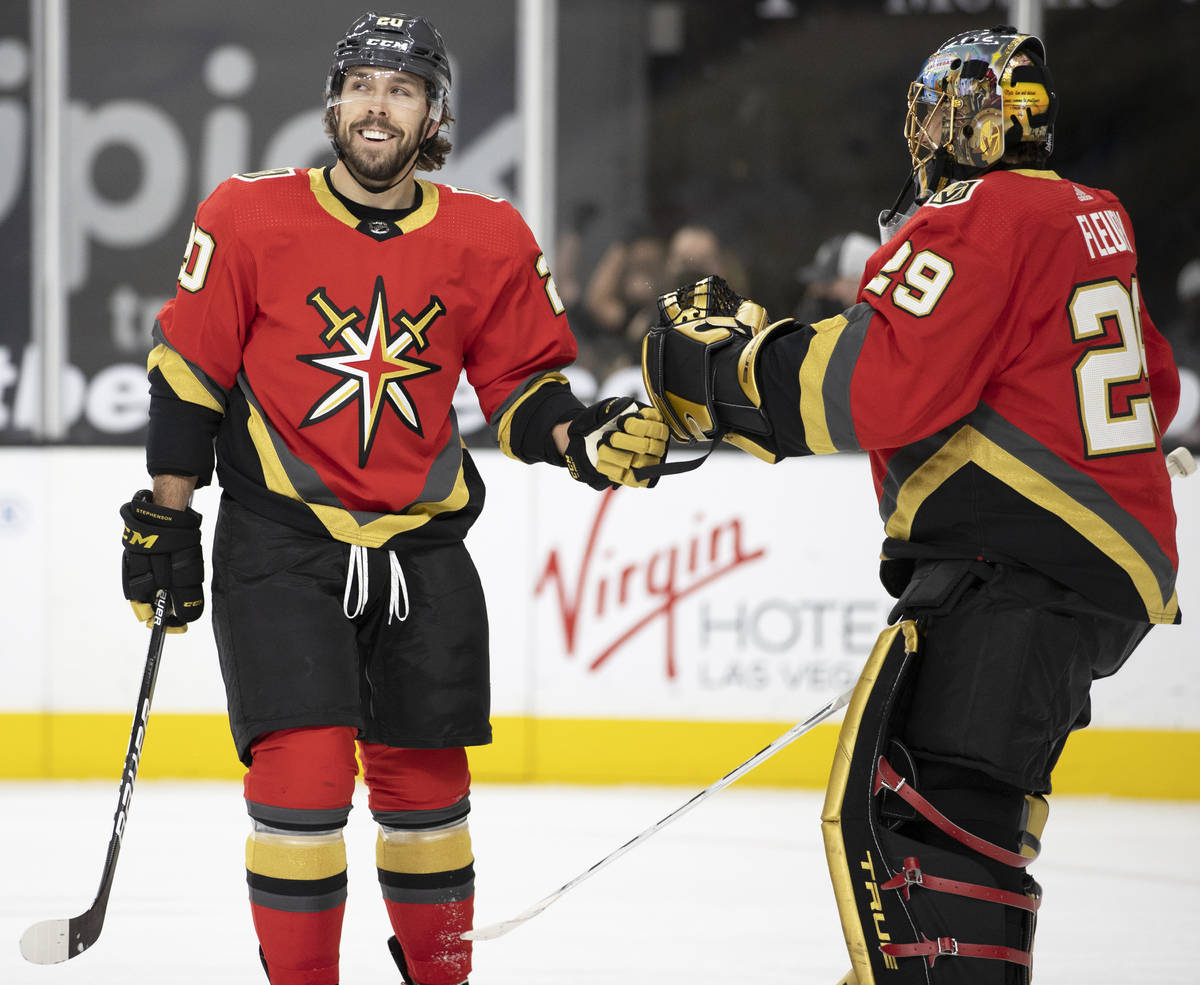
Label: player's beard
xmin=337 ymin=113 xmax=424 ymax=192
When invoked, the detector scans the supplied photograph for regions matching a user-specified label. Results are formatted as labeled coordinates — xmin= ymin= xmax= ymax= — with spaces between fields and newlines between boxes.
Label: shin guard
xmin=821 ymin=623 xmax=1043 ymax=984
xmin=244 ymin=727 xmax=358 ymax=985
xmin=363 ymin=744 xmax=473 ymax=985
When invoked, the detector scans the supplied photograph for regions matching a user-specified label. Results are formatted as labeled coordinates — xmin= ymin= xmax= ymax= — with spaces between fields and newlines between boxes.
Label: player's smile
xmin=351 ymin=118 xmax=401 ymax=147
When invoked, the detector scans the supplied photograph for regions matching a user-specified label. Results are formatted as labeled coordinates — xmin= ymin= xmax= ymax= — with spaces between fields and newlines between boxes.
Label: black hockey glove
xmin=564 ymin=398 xmax=669 ymax=490
xmin=641 ymin=275 xmax=800 ymax=463
xmin=120 ymin=489 xmax=205 ymax=632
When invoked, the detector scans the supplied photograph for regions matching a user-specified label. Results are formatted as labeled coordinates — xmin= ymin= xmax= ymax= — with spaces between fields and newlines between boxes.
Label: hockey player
xmin=117 ymin=12 xmax=666 ymax=985
xmin=641 ymin=26 xmax=1180 ymax=984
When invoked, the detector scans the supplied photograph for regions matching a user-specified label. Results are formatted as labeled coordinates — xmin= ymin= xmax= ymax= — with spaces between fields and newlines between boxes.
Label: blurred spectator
xmin=553 ymin=201 xmax=599 ymax=314
xmin=1170 ymin=258 xmax=1200 ymax=355
xmin=1166 ymin=257 xmax=1200 ymax=449
xmin=576 ymin=222 xmax=752 ymax=375
xmin=662 ymin=223 xmax=749 ymax=296
xmin=576 ymin=228 xmax=667 ymax=376
xmin=794 ymin=231 xmax=877 ymax=323
xmin=583 ymin=229 xmax=666 ymax=336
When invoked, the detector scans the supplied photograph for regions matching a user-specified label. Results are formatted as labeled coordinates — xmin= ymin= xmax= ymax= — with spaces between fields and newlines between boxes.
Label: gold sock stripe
xmin=246 ymin=830 xmax=347 ymax=881
xmin=376 ymin=822 xmax=474 ymax=875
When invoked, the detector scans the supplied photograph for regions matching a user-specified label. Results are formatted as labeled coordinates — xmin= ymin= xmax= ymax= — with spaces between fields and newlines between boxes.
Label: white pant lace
xmin=343 ymin=544 xmax=410 ymax=624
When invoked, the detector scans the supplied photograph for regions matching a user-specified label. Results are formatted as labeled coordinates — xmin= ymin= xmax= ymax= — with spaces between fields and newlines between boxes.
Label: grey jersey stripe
xmin=879 ymin=402 xmax=1177 ymax=603
xmin=237 ymin=373 xmax=462 ymax=521
xmin=819 ymin=303 xmax=872 ymax=452
xmin=487 ymin=367 xmax=570 ymax=444
xmin=152 ymin=322 xmax=230 ymax=412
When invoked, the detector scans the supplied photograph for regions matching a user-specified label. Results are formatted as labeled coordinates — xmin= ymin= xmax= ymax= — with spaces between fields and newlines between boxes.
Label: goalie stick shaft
xmin=464 ymin=686 xmax=853 ymax=942
xmin=20 ymin=590 xmax=170 ymax=965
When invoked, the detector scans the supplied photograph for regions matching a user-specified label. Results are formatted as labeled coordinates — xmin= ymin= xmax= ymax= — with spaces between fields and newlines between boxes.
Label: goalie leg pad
xmin=822 ymin=623 xmax=1042 ymax=985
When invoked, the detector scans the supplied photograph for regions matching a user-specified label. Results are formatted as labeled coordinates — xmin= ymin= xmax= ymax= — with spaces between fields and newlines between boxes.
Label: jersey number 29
xmin=1069 ymin=276 xmax=1158 ymax=458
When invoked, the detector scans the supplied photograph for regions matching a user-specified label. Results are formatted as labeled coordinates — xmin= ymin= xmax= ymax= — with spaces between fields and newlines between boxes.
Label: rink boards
xmin=1 ymin=448 xmax=1196 ymax=796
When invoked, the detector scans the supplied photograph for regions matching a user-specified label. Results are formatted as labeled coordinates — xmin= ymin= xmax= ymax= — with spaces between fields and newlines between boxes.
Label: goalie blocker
xmin=639 ymin=275 xmax=802 ymax=472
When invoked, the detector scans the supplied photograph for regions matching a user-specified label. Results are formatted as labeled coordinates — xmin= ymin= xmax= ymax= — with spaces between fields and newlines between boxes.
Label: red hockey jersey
xmin=762 ymin=169 xmax=1180 ymax=623
xmin=147 ymin=168 xmax=577 ymax=548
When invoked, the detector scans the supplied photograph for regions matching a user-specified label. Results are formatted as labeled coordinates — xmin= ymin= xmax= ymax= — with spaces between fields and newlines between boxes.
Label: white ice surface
xmin=3 ymin=781 xmax=1198 ymax=984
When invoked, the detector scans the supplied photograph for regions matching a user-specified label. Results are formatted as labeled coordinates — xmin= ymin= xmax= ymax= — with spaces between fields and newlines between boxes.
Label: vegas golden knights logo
xmin=298 ymin=276 xmax=445 ymax=467
xmin=927 ymin=178 xmax=981 ymax=208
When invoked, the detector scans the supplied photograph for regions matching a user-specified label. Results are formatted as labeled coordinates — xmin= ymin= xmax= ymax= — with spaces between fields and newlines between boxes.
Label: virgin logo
xmin=535 ymin=489 xmax=766 ymax=677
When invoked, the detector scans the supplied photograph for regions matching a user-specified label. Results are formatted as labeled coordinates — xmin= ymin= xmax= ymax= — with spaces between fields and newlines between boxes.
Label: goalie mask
xmin=905 ymin=25 xmax=1057 ymax=199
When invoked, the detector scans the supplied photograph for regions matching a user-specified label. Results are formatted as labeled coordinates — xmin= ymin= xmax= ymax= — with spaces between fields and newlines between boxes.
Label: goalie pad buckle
xmin=822 ymin=621 xmax=1044 ymax=985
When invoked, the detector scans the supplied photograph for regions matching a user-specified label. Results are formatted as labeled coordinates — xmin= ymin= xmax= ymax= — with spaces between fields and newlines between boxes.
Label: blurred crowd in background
xmin=2 ymin=0 xmax=1197 ymax=447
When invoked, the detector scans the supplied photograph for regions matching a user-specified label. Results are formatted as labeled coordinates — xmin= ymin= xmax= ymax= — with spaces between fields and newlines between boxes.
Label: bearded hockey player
xmin=117 ymin=11 xmax=666 ymax=985
xmin=641 ymin=25 xmax=1180 ymax=985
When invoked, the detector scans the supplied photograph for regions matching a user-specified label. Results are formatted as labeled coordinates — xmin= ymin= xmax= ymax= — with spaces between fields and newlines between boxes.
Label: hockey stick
xmin=467 ymin=444 xmax=1197 ymax=945
xmin=20 ymin=590 xmax=171 ymax=964
xmin=464 ymin=686 xmax=853 ymax=942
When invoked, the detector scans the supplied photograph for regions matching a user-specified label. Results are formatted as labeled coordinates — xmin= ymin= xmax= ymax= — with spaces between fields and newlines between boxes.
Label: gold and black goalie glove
xmin=120 ymin=489 xmax=205 ymax=633
xmin=564 ymin=398 xmax=669 ymax=490
xmin=641 ymin=274 xmax=798 ymax=465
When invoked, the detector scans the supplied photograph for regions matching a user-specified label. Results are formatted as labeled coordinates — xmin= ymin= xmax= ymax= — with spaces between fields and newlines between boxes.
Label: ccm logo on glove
xmin=119 ymin=490 xmax=206 ymax=632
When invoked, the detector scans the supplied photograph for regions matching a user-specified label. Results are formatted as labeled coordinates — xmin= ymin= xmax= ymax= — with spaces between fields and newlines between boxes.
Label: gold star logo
xmin=299 ymin=277 xmax=445 ymax=467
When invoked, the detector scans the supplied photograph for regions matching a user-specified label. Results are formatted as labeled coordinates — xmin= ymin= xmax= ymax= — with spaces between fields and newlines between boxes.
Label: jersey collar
xmin=308 ymin=168 xmax=440 ymax=237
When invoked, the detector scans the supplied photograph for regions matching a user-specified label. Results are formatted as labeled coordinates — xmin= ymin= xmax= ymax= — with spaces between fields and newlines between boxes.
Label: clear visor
xmin=329 ymin=67 xmax=443 ymax=124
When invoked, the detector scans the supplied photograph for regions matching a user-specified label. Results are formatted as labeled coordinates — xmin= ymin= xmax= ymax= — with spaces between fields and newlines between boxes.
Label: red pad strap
xmin=881 ymin=934 xmax=1032 ymax=969
xmin=880 ymin=856 xmax=1041 ymax=912
xmin=874 ymin=757 xmax=1033 ymax=868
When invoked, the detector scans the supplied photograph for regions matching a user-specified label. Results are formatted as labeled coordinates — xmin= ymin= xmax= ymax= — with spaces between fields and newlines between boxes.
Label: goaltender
xmin=641 ymin=25 xmax=1180 ymax=985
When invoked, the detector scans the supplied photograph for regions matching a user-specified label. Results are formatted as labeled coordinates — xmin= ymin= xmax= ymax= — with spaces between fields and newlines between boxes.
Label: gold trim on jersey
xmin=1007 ymin=168 xmax=1061 ymax=180
xmin=244 ymin=399 xmax=471 ymax=547
xmin=796 ymin=314 xmax=849 ymax=455
xmin=494 ymin=371 xmax=570 ymax=460
xmin=308 ymin=170 xmax=441 ymax=234
xmin=147 ymin=343 xmax=224 ymax=413
xmin=884 ymin=425 xmax=1179 ymax=622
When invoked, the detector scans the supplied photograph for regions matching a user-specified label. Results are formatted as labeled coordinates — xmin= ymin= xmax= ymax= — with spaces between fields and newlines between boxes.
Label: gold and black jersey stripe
xmin=878 ymin=404 xmax=1178 ymax=624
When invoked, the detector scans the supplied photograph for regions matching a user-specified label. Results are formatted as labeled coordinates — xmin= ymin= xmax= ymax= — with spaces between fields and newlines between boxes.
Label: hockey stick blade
xmin=464 ymin=687 xmax=852 ymax=942
xmin=20 ymin=591 xmax=170 ymax=964
xmin=19 ymin=919 xmax=69 ymax=964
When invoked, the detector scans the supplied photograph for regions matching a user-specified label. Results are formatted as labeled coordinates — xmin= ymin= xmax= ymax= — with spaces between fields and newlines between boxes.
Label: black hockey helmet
xmin=325 ymin=12 xmax=452 ymax=124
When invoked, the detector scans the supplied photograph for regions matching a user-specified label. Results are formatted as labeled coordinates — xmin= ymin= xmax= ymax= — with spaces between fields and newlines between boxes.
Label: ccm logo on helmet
xmin=367 ymin=38 xmax=411 ymax=50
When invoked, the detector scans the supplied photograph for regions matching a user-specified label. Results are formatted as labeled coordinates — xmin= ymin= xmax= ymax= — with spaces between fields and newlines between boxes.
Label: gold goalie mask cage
xmin=905 ymin=26 xmax=1057 ymax=198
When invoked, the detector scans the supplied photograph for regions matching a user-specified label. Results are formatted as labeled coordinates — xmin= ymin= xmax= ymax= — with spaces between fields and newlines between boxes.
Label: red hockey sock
xmin=244 ymin=727 xmax=358 ymax=985
xmin=363 ymin=744 xmax=474 ymax=985
xmin=251 ymin=904 xmax=346 ymax=985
